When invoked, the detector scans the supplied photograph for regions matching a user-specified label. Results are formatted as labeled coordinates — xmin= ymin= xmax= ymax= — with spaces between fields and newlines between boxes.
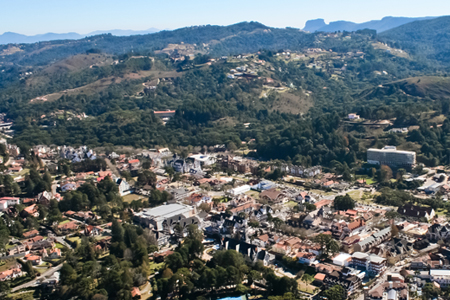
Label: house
xmin=296 ymin=252 xmax=317 ymax=266
xmin=153 ymin=250 xmax=174 ymax=263
xmin=24 ymin=254 xmax=42 ymax=265
xmin=254 ymin=234 xmax=270 ymax=248
xmin=397 ymin=204 xmax=435 ymax=221
xmin=38 ymin=191 xmax=53 ymax=206
xmin=314 ymin=273 xmax=326 ymax=284
xmin=367 ymin=281 xmax=408 ymax=300
xmin=22 ymin=229 xmax=39 ymax=239
xmin=7 ymin=244 xmax=28 ymax=256
xmin=84 ymin=225 xmax=103 ymax=236
xmin=131 ymin=287 xmax=141 ymax=299
xmin=0 ymin=197 xmax=20 ymax=206
xmin=0 ymin=265 xmax=23 ymax=281
xmin=128 ymin=159 xmax=140 ymax=169
xmin=323 ymin=270 xmax=362 ymax=296
xmin=61 ymin=182 xmax=77 ymax=192
xmin=0 ymin=200 xmax=7 ymax=211
xmin=48 ymin=248 xmax=62 ymax=259
xmin=187 ymin=193 xmax=212 ymax=206
xmin=348 ymin=113 xmax=360 ymax=120
xmin=117 ymin=178 xmax=132 ymax=196
xmin=221 ymin=237 xmax=261 ymax=263
xmin=57 ymin=221 xmax=79 ymax=233
xmin=353 ymin=227 xmax=391 ymax=252
xmin=427 ymin=223 xmax=450 ymax=241
xmin=260 ymin=189 xmax=287 ymax=203
xmin=22 ymin=204 xmax=39 ymax=218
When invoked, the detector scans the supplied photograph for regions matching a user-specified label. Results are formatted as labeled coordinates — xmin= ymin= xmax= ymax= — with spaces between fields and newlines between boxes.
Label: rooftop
xmin=137 ymin=204 xmax=194 ymax=221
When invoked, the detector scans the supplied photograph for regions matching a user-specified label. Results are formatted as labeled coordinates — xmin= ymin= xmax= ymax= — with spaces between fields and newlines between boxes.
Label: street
xmin=11 ymin=264 xmax=63 ymax=292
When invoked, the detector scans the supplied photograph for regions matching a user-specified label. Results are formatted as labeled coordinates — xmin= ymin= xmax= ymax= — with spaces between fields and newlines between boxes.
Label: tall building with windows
xmin=367 ymin=146 xmax=415 ymax=168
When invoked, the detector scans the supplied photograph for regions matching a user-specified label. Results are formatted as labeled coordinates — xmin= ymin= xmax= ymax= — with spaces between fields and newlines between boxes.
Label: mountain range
xmin=303 ymin=16 xmax=436 ymax=33
xmin=0 ymin=28 xmax=160 ymax=45
xmin=0 ymin=15 xmax=443 ymax=45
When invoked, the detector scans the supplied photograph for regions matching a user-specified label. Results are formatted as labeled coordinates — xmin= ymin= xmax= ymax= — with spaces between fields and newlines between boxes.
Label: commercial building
xmin=430 ymin=269 xmax=450 ymax=288
xmin=367 ymin=146 xmax=416 ymax=168
xmin=351 ymin=252 xmax=386 ymax=275
xmin=133 ymin=204 xmax=197 ymax=235
xmin=227 ymin=185 xmax=251 ymax=196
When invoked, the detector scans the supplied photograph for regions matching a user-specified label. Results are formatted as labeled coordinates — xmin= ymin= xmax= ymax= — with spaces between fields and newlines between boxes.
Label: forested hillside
xmin=1 ymin=22 xmax=450 ymax=168
xmin=380 ymin=16 xmax=450 ymax=63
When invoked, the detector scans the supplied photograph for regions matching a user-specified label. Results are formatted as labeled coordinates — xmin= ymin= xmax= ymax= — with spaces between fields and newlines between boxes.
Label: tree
xmin=23 ymin=261 xmax=36 ymax=278
xmin=422 ymin=282 xmax=440 ymax=300
xmin=198 ymin=202 xmax=211 ymax=213
xmin=0 ymin=281 xmax=10 ymax=298
xmin=111 ymin=220 xmax=124 ymax=243
xmin=378 ymin=165 xmax=393 ymax=183
xmin=322 ymin=284 xmax=346 ymax=300
xmin=333 ymin=194 xmax=355 ymax=211
xmin=342 ymin=168 xmax=352 ymax=181
xmin=236 ymin=283 xmax=249 ymax=294
xmin=249 ymin=220 xmax=260 ymax=228
xmin=314 ymin=234 xmax=340 ymax=258
xmin=391 ymin=224 xmax=399 ymax=237
xmin=227 ymin=141 xmax=237 ymax=152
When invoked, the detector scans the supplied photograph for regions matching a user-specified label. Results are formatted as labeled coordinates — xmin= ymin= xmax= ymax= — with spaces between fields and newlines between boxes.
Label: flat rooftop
xmin=367 ymin=148 xmax=415 ymax=155
xmin=137 ymin=204 xmax=193 ymax=221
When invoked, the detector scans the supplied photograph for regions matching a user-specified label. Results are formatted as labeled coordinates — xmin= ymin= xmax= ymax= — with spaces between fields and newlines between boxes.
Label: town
xmin=0 ymin=134 xmax=447 ymax=300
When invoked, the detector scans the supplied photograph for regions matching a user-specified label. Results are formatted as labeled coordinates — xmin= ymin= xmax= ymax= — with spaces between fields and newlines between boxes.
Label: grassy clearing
xmin=35 ymin=268 xmax=47 ymax=274
xmin=38 ymin=262 xmax=51 ymax=267
xmin=149 ymin=262 xmax=164 ymax=273
xmin=67 ymin=236 xmax=81 ymax=246
xmin=309 ymin=189 xmax=337 ymax=196
xmin=17 ymin=168 xmax=30 ymax=176
xmin=55 ymin=242 xmax=65 ymax=249
xmin=285 ymin=201 xmax=298 ymax=208
xmin=297 ymin=279 xmax=316 ymax=294
xmin=6 ymin=290 xmax=34 ymax=300
xmin=245 ymin=190 xmax=260 ymax=199
xmin=356 ymin=175 xmax=376 ymax=185
xmin=0 ymin=258 xmax=18 ymax=272
xmin=122 ymin=194 xmax=145 ymax=203
xmin=347 ymin=190 xmax=363 ymax=201
xmin=436 ymin=208 xmax=448 ymax=217
xmin=59 ymin=220 xmax=70 ymax=225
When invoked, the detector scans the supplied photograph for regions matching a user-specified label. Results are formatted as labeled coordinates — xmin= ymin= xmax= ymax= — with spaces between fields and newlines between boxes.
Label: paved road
xmin=105 ymin=158 xmax=120 ymax=177
xmin=55 ymin=236 xmax=73 ymax=249
xmin=12 ymin=264 xmax=63 ymax=292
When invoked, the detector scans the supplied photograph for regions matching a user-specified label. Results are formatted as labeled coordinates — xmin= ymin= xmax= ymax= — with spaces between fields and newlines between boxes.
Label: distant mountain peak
xmin=302 ymin=16 xmax=437 ymax=33
xmin=303 ymin=19 xmax=326 ymax=32
xmin=0 ymin=28 xmax=160 ymax=45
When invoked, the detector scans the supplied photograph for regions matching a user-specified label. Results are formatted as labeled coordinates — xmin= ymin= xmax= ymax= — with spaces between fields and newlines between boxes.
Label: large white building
xmin=134 ymin=204 xmax=197 ymax=231
xmin=227 ymin=185 xmax=251 ymax=196
xmin=430 ymin=269 xmax=450 ymax=288
xmin=367 ymin=146 xmax=416 ymax=168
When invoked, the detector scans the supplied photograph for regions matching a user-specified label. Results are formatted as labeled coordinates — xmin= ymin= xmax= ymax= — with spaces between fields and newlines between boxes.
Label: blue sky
xmin=2 ymin=0 xmax=449 ymax=35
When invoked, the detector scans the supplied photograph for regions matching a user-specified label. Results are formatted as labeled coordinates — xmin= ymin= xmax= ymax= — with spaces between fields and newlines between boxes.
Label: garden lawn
xmin=55 ymin=243 xmax=65 ymax=249
xmin=122 ymin=194 xmax=145 ymax=203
